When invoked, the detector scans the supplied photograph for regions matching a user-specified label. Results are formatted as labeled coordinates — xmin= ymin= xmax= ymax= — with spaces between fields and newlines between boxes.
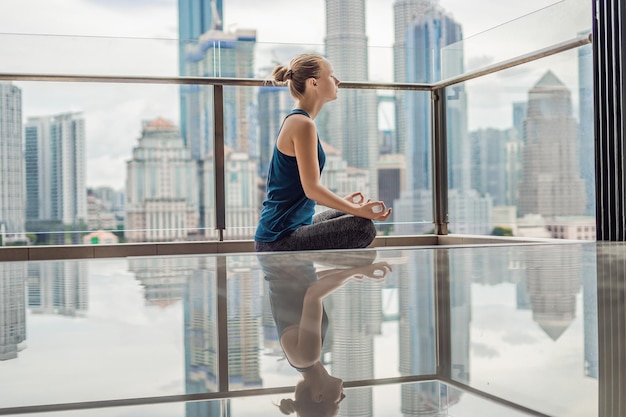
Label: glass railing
xmin=0 ymin=0 xmax=594 ymax=248
xmin=0 ymin=243 xmax=606 ymax=416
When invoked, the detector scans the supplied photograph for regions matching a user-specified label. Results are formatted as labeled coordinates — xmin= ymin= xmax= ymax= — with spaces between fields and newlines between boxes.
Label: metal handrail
xmin=434 ymin=33 xmax=592 ymax=89
xmin=0 ymin=34 xmax=590 ymax=91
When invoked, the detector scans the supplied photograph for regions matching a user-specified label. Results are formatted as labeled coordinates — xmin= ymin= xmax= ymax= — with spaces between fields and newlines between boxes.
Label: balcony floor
xmin=1 ymin=241 xmax=623 ymax=417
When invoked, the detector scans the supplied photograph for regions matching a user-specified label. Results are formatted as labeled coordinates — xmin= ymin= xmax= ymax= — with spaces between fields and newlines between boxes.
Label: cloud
xmin=472 ymin=342 xmax=500 ymax=358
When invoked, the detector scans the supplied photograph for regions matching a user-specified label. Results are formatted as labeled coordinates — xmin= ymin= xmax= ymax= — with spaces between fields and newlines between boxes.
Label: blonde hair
xmin=271 ymin=54 xmax=327 ymax=99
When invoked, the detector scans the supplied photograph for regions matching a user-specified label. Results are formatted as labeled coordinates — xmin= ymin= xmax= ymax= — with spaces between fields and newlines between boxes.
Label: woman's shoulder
xmin=283 ymin=115 xmax=316 ymax=139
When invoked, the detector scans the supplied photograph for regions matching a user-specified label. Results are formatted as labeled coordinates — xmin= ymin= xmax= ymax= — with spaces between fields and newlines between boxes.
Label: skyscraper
xmin=184 ymin=29 xmax=257 ymax=160
xmin=0 ymin=83 xmax=25 ymax=241
xmin=393 ymin=0 xmax=435 ymax=156
xmin=25 ymin=112 xmax=87 ymax=227
xmin=324 ymin=0 xmax=379 ymax=199
xmin=394 ymin=5 xmax=491 ymax=235
xmin=404 ymin=6 xmax=465 ymax=192
xmin=518 ymin=71 xmax=586 ymax=218
xmin=125 ymin=118 xmax=199 ymax=242
xmin=178 ymin=0 xmax=223 ymax=144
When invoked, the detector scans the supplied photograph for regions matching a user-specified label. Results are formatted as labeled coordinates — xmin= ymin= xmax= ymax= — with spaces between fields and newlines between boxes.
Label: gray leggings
xmin=255 ymin=209 xmax=377 ymax=252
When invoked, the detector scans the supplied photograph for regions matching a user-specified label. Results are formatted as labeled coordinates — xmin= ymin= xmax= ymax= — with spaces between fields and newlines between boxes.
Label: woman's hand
xmin=344 ymin=191 xmax=366 ymax=205
xmin=351 ymin=261 xmax=393 ymax=280
xmin=344 ymin=192 xmax=392 ymax=221
xmin=355 ymin=200 xmax=392 ymax=221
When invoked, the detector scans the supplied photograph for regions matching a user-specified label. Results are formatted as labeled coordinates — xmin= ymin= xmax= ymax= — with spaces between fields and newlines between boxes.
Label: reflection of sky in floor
xmin=0 ymin=243 xmax=605 ymax=416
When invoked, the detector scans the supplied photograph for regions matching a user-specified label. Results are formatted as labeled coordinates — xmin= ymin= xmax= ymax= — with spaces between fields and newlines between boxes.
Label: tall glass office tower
xmin=393 ymin=0 xmax=434 ymax=156
xmin=325 ymin=0 xmax=379 ymax=199
xmin=178 ymin=0 xmax=224 ymax=145
xmin=518 ymin=71 xmax=586 ymax=218
xmin=394 ymin=6 xmax=493 ymax=235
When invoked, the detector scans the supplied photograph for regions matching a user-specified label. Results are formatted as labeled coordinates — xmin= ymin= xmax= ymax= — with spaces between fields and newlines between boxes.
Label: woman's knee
xmin=354 ymin=217 xmax=377 ymax=246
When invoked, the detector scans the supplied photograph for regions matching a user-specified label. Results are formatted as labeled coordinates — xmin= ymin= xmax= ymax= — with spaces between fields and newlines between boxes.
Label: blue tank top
xmin=255 ymin=109 xmax=326 ymax=242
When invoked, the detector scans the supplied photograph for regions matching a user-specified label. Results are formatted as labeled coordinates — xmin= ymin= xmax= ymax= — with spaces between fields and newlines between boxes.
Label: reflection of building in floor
xmin=523 ymin=245 xmax=581 ymax=340
xmin=182 ymin=256 xmax=263 ymax=417
xmin=0 ymin=263 xmax=26 ymax=361
xmin=28 ymin=261 xmax=88 ymax=317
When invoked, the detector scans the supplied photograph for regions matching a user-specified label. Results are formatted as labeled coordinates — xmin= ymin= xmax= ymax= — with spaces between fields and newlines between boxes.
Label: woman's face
xmin=313 ymin=374 xmax=345 ymax=407
xmin=315 ymin=59 xmax=341 ymax=102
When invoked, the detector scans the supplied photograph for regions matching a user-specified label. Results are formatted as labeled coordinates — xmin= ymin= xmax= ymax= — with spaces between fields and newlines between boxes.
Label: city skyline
xmin=0 ymin=0 xmax=585 ymax=191
xmin=0 ymin=0 xmax=595 ymax=244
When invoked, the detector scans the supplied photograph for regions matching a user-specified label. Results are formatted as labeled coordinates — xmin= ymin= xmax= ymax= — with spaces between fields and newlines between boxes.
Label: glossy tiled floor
xmin=1 ymin=242 xmax=624 ymax=416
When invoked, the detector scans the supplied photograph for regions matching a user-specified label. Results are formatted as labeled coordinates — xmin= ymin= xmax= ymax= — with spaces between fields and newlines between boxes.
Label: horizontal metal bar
xmin=0 ymin=72 xmax=430 ymax=91
xmin=0 ymin=374 xmax=438 ymax=415
xmin=0 ymin=35 xmax=591 ymax=92
xmin=433 ymin=33 xmax=592 ymax=89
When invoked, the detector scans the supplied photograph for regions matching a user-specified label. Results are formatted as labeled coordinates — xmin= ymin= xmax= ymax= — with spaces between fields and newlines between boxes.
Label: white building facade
xmin=125 ymin=118 xmax=199 ymax=243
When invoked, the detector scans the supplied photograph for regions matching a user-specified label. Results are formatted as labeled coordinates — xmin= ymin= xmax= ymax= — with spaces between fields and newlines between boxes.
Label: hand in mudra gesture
xmin=344 ymin=192 xmax=392 ymax=221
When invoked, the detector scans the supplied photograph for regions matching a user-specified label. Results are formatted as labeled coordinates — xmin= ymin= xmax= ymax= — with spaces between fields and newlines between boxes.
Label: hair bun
xmin=271 ymin=65 xmax=290 ymax=83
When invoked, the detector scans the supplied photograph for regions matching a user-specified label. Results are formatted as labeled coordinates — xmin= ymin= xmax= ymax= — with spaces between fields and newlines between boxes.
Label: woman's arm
xmin=280 ymin=262 xmax=392 ymax=367
xmin=291 ymin=118 xmax=392 ymax=221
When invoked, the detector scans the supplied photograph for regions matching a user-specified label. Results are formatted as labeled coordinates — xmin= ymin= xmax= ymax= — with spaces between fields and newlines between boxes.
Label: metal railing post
xmin=213 ymin=85 xmax=226 ymax=241
xmin=216 ymin=255 xmax=229 ymax=392
xmin=434 ymin=248 xmax=451 ymax=379
xmin=431 ymin=87 xmax=449 ymax=235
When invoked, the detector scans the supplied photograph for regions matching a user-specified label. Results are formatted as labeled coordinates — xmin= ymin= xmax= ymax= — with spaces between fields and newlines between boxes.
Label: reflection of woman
xmin=260 ymin=252 xmax=392 ymax=417
xmin=254 ymin=54 xmax=391 ymax=253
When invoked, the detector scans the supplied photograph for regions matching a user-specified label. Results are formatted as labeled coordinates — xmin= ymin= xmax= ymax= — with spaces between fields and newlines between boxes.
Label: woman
xmin=260 ymin=251 xmax=391 ymax=416
xmin=255 ymin=54 xmax=392 ymax=252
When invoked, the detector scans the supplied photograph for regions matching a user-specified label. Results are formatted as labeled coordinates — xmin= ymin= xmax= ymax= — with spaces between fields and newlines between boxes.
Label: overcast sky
xmin=0 ymin=0 xmax=591 ymax=189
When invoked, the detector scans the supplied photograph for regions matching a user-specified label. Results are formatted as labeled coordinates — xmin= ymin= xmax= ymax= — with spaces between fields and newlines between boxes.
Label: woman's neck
xmin=294 ymin=98 xmax=324 ymax=120
xmin=301 ymin=361 xmax=328 ymax=381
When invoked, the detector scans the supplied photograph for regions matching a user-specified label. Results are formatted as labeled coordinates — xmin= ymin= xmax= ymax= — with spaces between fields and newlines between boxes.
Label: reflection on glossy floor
xmin=1 ymin=242 xmax=624 ymax=416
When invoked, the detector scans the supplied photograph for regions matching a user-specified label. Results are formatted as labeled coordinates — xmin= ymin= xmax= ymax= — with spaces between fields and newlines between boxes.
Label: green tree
xmin=492 ymin=226 xmax=514 ymax=237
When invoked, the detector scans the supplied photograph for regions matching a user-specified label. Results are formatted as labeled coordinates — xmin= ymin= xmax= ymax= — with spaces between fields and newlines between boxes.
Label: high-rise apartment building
xmin=178 ymin=0 xmax=223 ymax=144
xmin=0 ymin=83 xmax=25 ymax=241
xmin=518 ymin=71 xmax=586 ymax=218
xmin=324 ymin=0 xmax=379 ymax=199
xmin=125 ymin=118 xmax=199 ymax=242
xmin=25 ymin=112 xmax=87 ymax=226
